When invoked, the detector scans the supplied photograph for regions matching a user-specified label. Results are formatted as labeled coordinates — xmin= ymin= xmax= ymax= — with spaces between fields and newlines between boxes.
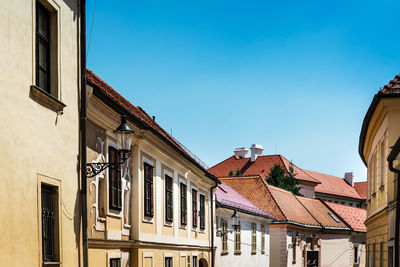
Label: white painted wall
xmin=215 ymin=208 xmax=271 ymax=267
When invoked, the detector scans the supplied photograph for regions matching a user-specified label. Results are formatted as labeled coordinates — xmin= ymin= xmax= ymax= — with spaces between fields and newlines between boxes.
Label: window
xmin=380 ymin=242 xmax=383 ymax=267
xmin=380 ymin=141 xmax=385 ymax=187
xmin=354 ymin=245 xmax=359 ymax=264
xmin=192 ymin=189 xmax=197 ymax=228
xmin=165 ymin=174 xmax=173 ymax=222
xmin=165 ymin=257 xmax=173 ymax=267
xmin=199 ymin=194 xmax=205 ymax=230
xmin=41 ymin=184 xmax=58 ymax=262
xmin=144 ymin=163 xmax=154 ymax=217
xmin=251 ymin=223 xmax=257 ymax=254
xmin=372 ymin=153 xmax=377 ymax=194
xmin=261 ymin=224 xmax=265 ymax=254
xmin=388 ymin=246 xmax=394 ymax=267
xmin=372 ymin=243 xmax=376 ymax=266
xmin=180 ymin=183 xmax=187 ymax=225
xmin=234 ymin=222 xmax=241 ymax=253
xmin=36 ymin=2 xmax=51 ymax=93
xmin=292 ymin=236 xmax=296 ymax=264
xmin=192 ymin=256 xmax=197 ymax=267
xmin=109 ymin=147 xmax=122 ymax=210
xmin=328 ymin=212 xmax=340 ymax=223
xmin=221 ymin=220 xmax=228 ymax=253
xmin=110 ymin=258 xmax=121 ymax=267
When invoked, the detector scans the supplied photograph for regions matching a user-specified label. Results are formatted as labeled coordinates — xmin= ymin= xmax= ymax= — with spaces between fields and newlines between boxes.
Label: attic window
xmin=354 ymin=216 xmax=359 ymax=221
xmin=328 ymin=212 xmax=340 ymax=223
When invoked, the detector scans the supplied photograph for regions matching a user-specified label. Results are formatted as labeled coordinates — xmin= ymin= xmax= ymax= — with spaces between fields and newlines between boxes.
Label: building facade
xmin=359 ymin=73 xmax=400 ymax=267
xmin=215 ymin=182 xmax=273 ymax=267
xmin=0 ymin=0 xmax=83 ymax=266
xmin=86 ymin=70 xmax=218 ymax=267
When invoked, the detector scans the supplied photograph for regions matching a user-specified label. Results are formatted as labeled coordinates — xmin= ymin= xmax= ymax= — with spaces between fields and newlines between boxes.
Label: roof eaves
xmin=216 ymin=201 xmax=275 ymax=220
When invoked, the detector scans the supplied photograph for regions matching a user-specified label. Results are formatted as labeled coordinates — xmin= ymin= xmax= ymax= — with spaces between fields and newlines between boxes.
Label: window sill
xmin=251 ymin=251 xmax=257 ymax=255
xmin=43 ymin=261 xmax=61 ymax=266
xmin=234 ymin=250 xmax=241 ymax=255
xmin=30 ymin=85 xmax=65 ymax=112
xmin=221 ymin=251 xmax=228 ymax=256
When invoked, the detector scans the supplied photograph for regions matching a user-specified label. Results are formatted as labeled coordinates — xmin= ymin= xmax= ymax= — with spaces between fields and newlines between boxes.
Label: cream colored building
xmin=359 ymin=73 xmax=400 ymax=267
xmin=86 ymin=70 xmax=218 ymax=267
xmin=0 ymin=0 xmax=83 ymax=266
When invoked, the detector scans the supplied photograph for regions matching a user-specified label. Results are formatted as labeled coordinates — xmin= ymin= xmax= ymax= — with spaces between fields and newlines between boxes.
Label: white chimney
xmin=344 ymin=172 xmax=353 ymax=186
xmin=234 ymin=147 xmax=248 ymax=158
xmin=250 ymin=144 xmax=264 ymax=162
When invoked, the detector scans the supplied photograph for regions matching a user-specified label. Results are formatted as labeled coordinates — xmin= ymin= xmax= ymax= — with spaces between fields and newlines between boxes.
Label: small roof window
xmin=328 ymin=212 xmax=340 ymax=223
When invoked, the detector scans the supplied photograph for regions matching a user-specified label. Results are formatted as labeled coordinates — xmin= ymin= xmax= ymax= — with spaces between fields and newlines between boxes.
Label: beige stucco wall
xmin=0 ymin=0 xmax=81 ymax=266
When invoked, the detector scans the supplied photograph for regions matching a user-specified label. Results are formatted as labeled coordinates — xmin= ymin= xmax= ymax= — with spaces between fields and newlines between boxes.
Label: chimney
xmin=234 ymin=147 xmax=248 ymax=158
xmin=250 ymin=144 xmax=264 ymax=162
xmin=344 ymin=172 xmax=353 ymax=186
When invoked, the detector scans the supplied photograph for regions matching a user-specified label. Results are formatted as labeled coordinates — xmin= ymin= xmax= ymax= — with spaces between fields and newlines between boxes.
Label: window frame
xmin=108 ymin=146 xmax=122 ymax=211
xmin=36 ymin=1 xmax=51 ymax=94
xmin=380 ymin=140 xmax=385 ymax=188
xmin=144 ymin=162 xmax=154 ymax=217
xmin=180 ymin=182 xmax=187 ymax=226
xmin=165 ymin=174 xmax=173 ymax=222
xmin=110 ymin=258 xmax=121 ymax=267
xmin=251 ymin=223 xmax=257 ymax=254
xmin=192 ymin=188 xmax=198 ymax=228
xmin=261 ymin=224 xmax=265 ymax=254
xmin=199 ymin=194 xmax=206 ymax=230
xmin=354 ymin=245 xmax=359 ymax=264
xmin=41 ymin=184 xmax=59 ymax=263
xmin=164 ymin=256 xmax=173 ymax=267
xmin=221 ymin=219 xmax=228 ymax=253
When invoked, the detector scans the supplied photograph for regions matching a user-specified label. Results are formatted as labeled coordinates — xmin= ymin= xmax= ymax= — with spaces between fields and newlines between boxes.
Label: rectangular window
xmin=380 ymin=242 xmax=383 ymax=267
xmin=36 ymin=1 xmax=51 ymax=93
xmin=234 ymin=222 xmax=241 ymax=253
xmin=192 ymin=189 xmax=197 ymax=228
xmin=193 ymin=256 xmax=197 ymax=267
xmin=165 ymin=257 xmax=173 ymax=267
xmin=41 ymin=184 xmax=58 ymax=262
xmin=165 ymin=174 xmax=173 ymax=222
xmin=354 ymin=245 xmax=359 ymax=263
xmin=251 ymin=223 xmax=257 ymax=254
xmin=373 ymin=153 xmax=377 ymax=194
xmin=388 ymin=246 xmax=393 ymax=267
xmin=144 ymin=162 xmax=154 ymax=217
xmin=373 ymin=243 xmax=376 ymax=266
xmin=292 ymin=236 xmax=296 ymax=264
xmin=222 ymin=220 xmax=228 ymax=252
xmin=380 ymin=141 xmax=385 ymax=187
xmin=110 ymin=258 xmax=121 ymax=267
xmin=199 ymin=194 xmax=205 ymax=230
xmin=180 ymin=183 xmax=187 ymax=225
xmin=109 ymin=147 xmax=122 ymax=210
xmin=261 ymin=224 xmax=265 ymax=254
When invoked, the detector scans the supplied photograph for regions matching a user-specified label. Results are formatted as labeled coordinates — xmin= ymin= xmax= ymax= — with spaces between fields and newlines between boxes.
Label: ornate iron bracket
xmin=86 ymin=151 xmax=130 ymax=178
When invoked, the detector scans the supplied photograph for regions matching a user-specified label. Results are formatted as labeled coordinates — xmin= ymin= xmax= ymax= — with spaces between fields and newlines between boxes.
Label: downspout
xmin=79 ymin=0 xmax=88 ymax=266
xmin=387 ymin=137 xmax=400 ymax=267
xmin=210 ymin=183 xmax=217 ymax=267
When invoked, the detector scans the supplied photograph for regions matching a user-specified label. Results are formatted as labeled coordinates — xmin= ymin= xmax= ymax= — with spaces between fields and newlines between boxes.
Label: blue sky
xmin=86 ymin=0 xmax=400 ymax=182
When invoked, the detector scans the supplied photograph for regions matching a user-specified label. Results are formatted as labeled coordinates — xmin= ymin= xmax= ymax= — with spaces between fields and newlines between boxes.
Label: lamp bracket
xmin=86 ymin=156 xmax=128 ymax=178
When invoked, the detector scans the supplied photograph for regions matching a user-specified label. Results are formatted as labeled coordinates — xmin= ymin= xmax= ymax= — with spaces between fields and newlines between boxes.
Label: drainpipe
xmin=210 ymin=183 xmax=217 ymax=267
xmin=79 ymin=0 xmax=88 ymax=266
xmin=387 ymin=137 xmax=400 ymax=267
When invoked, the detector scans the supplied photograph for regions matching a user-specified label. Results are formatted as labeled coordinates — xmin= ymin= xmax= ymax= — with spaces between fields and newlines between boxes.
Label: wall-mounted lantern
xmin=216 ymin=210 xmax=240 ymax=237
xmin=86 ymin=115 xmax=134 ymax=177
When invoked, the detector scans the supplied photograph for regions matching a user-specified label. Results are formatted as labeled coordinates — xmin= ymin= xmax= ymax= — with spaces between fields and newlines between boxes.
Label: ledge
xmin=30 ymin=85 xmax=66 ymax=112
xmin=43 ymin=261 xmax=61 ymax=266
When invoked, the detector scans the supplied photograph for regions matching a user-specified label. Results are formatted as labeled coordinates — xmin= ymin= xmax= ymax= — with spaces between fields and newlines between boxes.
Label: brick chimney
xmin=234 ymin=147 xmax=248 ymax=159
xmin=250 ymin=144 xmax=264 ymax=162
xmin=344 ymin=172 xmax=353 ymax=186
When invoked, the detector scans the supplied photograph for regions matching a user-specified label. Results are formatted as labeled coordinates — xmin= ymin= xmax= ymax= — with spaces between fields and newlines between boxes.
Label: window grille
xmin=199 ymin=194 xmax=205 ymax=230
xmin=180 ymin=183 xmax=187 ymax=225
xmin=36 ymin=2 xmax=51 ymax=93
xmin=165 ymin=174 xmax=173 ymax=222
xmin=41 ymin=185 xmax=56 ymax=262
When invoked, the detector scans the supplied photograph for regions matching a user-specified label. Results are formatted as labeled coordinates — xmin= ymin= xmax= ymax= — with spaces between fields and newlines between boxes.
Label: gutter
xmin=387 ymin=136 xmax=400 ymax=267
xmin=79 ymin=0 xmax=88 ymax=265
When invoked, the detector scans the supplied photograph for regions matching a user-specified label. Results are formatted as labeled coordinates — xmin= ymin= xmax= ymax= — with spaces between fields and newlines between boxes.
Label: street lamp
xmin=216 ymin=210 xmax=240 ymax=237
xmin=86 ymin=115 xmax=134 ymax=177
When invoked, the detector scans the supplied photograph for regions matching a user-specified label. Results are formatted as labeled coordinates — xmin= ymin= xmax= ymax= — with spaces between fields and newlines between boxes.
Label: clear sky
xmin=86 ymin=0 xmax=400 ymax=182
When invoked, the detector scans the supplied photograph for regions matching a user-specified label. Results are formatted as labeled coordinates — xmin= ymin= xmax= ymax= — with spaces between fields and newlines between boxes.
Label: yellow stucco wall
xmin=0 ymin=0 xmax=81 ymax=266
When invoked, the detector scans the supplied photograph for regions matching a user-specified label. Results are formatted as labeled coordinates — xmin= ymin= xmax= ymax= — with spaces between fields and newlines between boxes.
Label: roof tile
xmin=325 ymin=202 xmax=366 ymax=232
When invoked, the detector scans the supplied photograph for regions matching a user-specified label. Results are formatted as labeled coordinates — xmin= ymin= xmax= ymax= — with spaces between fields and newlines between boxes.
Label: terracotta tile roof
xmin=220 ymin=175 xmax=349 ymax=229
xmin=219 ymin=175 xmax=286 ymax=221
xmin=267 ymin=185 xmax=320 ymax=227
xmin=325 ymin=202 xmax=367 ymax=232
xmin=216 ymin=182 xmax=274 ymax=219
xmin=86 ymin=69 xmax=215 ymax=179
xmin=302 ymin=169 xmax=363 ymax=199
xmin=379 ymin=73 xmax=400 ymax=94
xmin=354 ymin=182 xmax=367 ymax=199
xmin=209 ymin=155 xmax=320 ymax=184
xmin=297 ymin=197 xmax=348 ymax=229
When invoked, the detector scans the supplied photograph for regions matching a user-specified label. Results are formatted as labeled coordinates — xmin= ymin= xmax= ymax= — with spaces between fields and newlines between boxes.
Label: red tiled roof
xmin=379 ymin=74 xmax=400 ymax=94
xmin=220 ymin=176 xmax=349 ymax=229
xmin=303 ymin=169 xmax=362 ymax=199
xmin=216 ymin=182 xmax=273 ymax=218
xmin=297 ymin=197 xmax=348 ymax=229
xmin=354 ymin=182 xmax=367 ymax=199
xmin=325 ymin=202 xmax=366 ymax=232
xmin=86 ymin=69 xmax=213 ymax=177
xmin=209 ymin=155 xmax=320 ymax=184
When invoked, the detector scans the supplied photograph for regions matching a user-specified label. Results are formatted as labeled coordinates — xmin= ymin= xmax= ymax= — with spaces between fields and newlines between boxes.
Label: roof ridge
xmin=278 ymin=155 xmax=320 ymax=183
xmin=261 ymin=179 xmax=287 ymax=221
xmin=294 ymin=195 xmax=323 ymax=227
